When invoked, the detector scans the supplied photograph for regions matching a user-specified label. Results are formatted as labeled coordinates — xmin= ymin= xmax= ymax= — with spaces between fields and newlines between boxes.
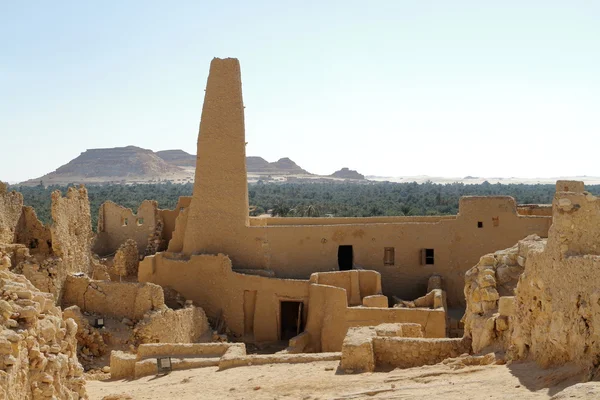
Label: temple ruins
xmin=2 ymin=58 xmax=600 ymax=399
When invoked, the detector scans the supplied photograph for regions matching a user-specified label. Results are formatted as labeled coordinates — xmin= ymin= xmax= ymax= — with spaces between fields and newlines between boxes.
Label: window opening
xmin=384 ymin=247 xmax=395 ymax=266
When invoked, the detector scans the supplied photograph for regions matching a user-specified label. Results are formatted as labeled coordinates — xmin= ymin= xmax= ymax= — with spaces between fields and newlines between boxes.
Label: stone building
xmin=138 ymin=57 xmax=552 ymax=348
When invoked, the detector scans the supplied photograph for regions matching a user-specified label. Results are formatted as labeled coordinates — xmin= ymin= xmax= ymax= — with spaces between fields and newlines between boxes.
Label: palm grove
xmin=12 ymin=181 xmax=596 ymax=230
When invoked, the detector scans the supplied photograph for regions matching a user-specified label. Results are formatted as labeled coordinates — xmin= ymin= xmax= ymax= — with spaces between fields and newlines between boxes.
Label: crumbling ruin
xmin=463 ymin=181 xmax=600 ymax=379
xmin=0 ymin=268 xmax=86 ymax=399
xmin=3 ymin=56 xmax=600 ymax=398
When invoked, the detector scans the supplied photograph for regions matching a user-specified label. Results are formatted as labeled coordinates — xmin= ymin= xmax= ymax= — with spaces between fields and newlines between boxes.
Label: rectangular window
xmin=122 ymin=218 xmax=128 ymax=226
xmin=421 ymin=248 xmax=434 ymax=265
xmin=477 ymin=221 xmax=483 ymax=228
xmin=492 ymin=216 xmax=499 ymax=227
xmin=384 ymin=247 xmax=395 ymax=266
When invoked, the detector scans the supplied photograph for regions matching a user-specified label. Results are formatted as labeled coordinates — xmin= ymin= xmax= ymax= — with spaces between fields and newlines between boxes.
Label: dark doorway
xmin=280 ymin=301 xmax=303 ymax=341
xmin=338 ymin=245 xmax=353 ymax=271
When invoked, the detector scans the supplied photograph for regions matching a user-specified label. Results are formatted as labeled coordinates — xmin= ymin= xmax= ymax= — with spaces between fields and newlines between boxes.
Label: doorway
xmin=280 ymin=301 xmax=304 ymax=341
xmin=338 ymin=245 xmax=353 ymax=271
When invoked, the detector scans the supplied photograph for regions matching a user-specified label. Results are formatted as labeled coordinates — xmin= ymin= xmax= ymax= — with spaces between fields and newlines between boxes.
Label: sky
xmin=1 ymin=1 xmax=599 ymax=183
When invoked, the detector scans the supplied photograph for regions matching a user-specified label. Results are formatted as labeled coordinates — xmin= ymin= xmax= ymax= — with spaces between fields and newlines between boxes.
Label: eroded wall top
xmin=50 ymin=186 xmax=93 ymax=277
xmin=0 ymin=181 xmax=24 ymax=244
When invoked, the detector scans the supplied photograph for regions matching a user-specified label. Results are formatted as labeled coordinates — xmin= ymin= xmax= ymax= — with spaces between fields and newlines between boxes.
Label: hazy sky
xmin=1 ymin=1 xmax=599 ymax=183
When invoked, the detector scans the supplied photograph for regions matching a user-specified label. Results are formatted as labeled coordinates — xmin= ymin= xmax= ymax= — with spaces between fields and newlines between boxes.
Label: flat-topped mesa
xmin=182 ymin=58 xmax=250 ymax=255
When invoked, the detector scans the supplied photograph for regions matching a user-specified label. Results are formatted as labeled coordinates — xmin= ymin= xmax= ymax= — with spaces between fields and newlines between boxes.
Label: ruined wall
xmin=50 ymin=187 xmax=93 ymax=297
xmin=517 ymin=204 xmax=553 ymax=216
xmin=15 ymin=206 xmax=52 ymax=256
xmin=132 ymin=306 xmax=211 ymax=344
xmin=509 ymin=182 xmax=600 ymax=371
xmin=308 ymin=270 xmax=381 ymax=306
xmin=0 ymin=182 xmax=23 ymax=245
xmin=171 ymin=194 xmax=550 ymax=307
xmin=0 ymin=269 xmax=86 ymax=399
xmin=373 ymin=337 xmax=471 ymax=369
xmin=139 ymin=253 xmax=446 ymax=348
xmin=139 ymin=253 xmax=309 ymax=342
xmin=112 ymin=239 xmax=139 ymax=278
xmin=94 ymin=200 xmax=163 ymax=256
xmin=463 ymin=235 xmax=545 ymax=353
xmin=160 ymin=196 xmax=192 ymax=247
xmin=62 ymin=275 xmax=165 ymax=321
xmin=303 ymin=282 xmax=446 ymax=353
xmin=463 ymin=182 xmax=600 ymax=375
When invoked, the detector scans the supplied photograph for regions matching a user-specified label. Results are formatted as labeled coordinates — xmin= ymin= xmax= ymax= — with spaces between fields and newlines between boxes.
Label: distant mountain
xmin=155 ymin=150 xmax=196 ymax=167
xmin=246 ymin=157 xmax=311 ymax=175
xmin=20 ymin=146 xmax=187 ymax=186
xmin=156 ymin=150 xmax=312 ymax=175
xmin=330 ymin=168 xmax=365 ymax=180
xmin=19 ymin=147 xmax=314 ymax=186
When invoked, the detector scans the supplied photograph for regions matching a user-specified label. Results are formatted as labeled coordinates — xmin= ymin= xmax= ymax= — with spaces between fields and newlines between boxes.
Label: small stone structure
xmin=340 ymin=323 xmax=469 ymax=373
xmin=94 ymin=200 xmax=164 ymax=257
xmin=62 ymin=274 xmax=166 ymax=321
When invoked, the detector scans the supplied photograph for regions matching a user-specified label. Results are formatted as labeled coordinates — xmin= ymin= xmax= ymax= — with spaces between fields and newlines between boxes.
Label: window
xmin=122 ymin=218 xmax=128 ymax=226
xmin=477 ymin=221 xmax=483 ymax=228
xmin=137 ymin=218 xmax=144 ymax=226
xmin=180 ymin=207 xmax=185 ymax=212
xmin=421 ymin=248 xmax=434 ymax=265
xmin=384 ymin=247 xmax=395 ymax=266
xmin=492 ymin=216 xmax=499 ymax=227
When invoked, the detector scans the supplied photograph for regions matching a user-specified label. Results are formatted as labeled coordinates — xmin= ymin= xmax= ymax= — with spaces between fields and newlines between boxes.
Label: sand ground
xmin=86 ymin=360 xmax=600 ymax=400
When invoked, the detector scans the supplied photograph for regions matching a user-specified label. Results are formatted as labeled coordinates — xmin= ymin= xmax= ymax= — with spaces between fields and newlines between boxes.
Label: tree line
xmin=10 ymin=180 xmax=599 ymax=230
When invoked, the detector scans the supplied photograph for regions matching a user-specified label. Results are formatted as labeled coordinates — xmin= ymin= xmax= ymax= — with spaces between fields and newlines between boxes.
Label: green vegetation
xmin=11 ymin=181 xmax=600 ymax=230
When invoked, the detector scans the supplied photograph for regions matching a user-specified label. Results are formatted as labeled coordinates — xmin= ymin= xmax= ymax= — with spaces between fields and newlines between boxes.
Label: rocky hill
xmin=330 ymin=168 xmax=365 ymax=180
xmin=21 ymin=146 xmax=187 ymax=186
xmin=19 ymin=147 xmax=316 ymax=186
xmin=156 ymin=150 xmax=311 ymax=175
xmin=155 ymin=150 xmax=196 ymax=167
xmin=246 ymin=157 xmax=311 ymax=175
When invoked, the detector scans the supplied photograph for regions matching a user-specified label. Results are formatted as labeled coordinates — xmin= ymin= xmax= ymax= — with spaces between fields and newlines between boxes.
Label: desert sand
xmin=86 ymin=359 xmax=600 ymax=400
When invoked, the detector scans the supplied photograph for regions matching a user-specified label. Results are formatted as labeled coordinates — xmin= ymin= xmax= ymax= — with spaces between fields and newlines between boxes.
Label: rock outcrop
xmin=0 ymin=269 xmax=86 ymax=399
xmin=466 ymin=181 xmax=600 ymax=378
xmin=329 ymin=168 xmax=365 ymax=180
xmin=463 ymin=235 xmax=545 ymax=353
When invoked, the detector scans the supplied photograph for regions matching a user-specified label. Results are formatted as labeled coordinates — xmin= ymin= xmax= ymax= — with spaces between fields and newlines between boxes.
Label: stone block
xmin=339 ymin=327 xmax=376 ymax=373
xmin=362 ymin=295 xmax=388 ymax=308
xmin=498 ymin=296 xmax=515 ymax=317
xmin=110 ymin=350 xmax=137 ymax=379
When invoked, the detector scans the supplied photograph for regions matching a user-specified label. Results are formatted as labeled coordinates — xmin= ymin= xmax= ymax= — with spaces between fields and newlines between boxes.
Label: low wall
xmin=305 ymin=283 xmax=446 ymax=352
xmin=373 ymin=337 xmax=471 ymax=369
xmin=63 ymin=275 xmax=165 ymax=321
xmin=346 ymin=307 xmax=445 ymax=338
xmin=137 ymin=342 xmax=232 ymax=359
xmin=309 ymin=270 xmax=381 ymax=306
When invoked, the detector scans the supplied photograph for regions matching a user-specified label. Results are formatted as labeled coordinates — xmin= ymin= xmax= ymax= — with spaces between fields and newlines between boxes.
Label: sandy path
xmin=86 ymin=360 xmax=599 ymax=400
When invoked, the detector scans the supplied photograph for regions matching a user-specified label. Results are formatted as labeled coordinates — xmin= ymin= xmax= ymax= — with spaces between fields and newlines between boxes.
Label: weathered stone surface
xmin=0 ymin=269 xmax=86 ymax=399
xmin=112 ymin=239 xmax=139 ymax=278
xmin=0 ymin=183 xmax=23 ymax=245
xmin=464 ymin=234 xmax=546 ymax=353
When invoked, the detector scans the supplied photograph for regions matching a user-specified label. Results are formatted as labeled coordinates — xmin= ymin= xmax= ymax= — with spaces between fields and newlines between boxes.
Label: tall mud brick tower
xmin=182 ymin=58 xmax=251 ymax=258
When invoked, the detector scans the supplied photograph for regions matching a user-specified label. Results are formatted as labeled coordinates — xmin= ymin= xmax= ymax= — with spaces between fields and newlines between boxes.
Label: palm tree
xmin=271 ymin=203 xmax=290 ymax=217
